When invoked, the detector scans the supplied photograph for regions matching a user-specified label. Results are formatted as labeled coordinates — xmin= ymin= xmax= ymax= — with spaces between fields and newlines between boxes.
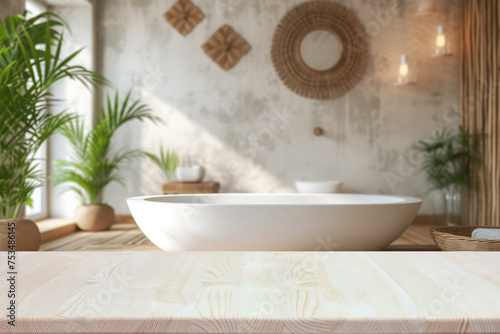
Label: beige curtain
xmin=461 ymin=0 xmax=500 ymax=226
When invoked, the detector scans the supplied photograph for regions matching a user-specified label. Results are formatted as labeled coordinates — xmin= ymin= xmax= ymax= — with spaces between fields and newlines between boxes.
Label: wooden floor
xmin=39 ymin=223 xmax=440 ymax=251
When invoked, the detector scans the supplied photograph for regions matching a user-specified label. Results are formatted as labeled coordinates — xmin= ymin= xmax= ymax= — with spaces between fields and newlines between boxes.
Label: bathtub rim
xmin=127 ymin=193 xmax=422 ymax=207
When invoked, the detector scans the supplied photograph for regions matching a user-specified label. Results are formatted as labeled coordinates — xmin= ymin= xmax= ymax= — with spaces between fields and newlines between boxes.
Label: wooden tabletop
xmin=1 ymin=251 xmax=500 ymax=333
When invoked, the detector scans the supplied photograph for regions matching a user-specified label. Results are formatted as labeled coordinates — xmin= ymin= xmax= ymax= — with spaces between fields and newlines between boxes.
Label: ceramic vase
xmin=75 ymin=204 xmax=115 ymax=231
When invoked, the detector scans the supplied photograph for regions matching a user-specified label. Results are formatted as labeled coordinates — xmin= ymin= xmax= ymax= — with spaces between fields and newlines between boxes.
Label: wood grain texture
xmin=37 ymin=218 xmax=77 ymax=244
xmin=0 ymin=1 xmax=25 ymax=19
xmin=162 ymin=182 xmax=220 ymax=194
xmin=39 ymin=223 xmax=440 ymax=252
xmin=39 ymin=224 xmax=159 ymax=251
xmin=0 ymin=219 xmax=40 ymax=251
xmin=1 ymin=252 xmax=500 ymax=333
xmin=460 ymin=0 xmax=500 ymax=226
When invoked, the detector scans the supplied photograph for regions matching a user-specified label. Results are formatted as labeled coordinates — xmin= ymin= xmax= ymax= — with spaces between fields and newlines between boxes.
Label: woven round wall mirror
xmin=298 ymin=27 xmax=343 ymax=72
xmin=271 ymin=1 xmax=370 ymax=99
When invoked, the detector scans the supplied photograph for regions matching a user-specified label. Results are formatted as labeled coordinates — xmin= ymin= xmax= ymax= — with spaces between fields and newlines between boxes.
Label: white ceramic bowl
xmin=295 ymin=180 xmax=343 ymax=193
xmin=175 ymin=166 xmax=205 ymax=183
xmin=127 ymin=193 xmax=422 ymax=251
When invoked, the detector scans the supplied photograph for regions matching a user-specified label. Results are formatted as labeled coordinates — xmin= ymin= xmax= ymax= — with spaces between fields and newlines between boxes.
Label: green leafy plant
xmin=53 ymin=92 xmax=159 ymax=205
xmin=144 ymin=147 xmax=179 ymax=178
xmin=0 ymin=12 xmax=106 ymax=219
xmin=414 ymin=126 xmax=480 ymax=190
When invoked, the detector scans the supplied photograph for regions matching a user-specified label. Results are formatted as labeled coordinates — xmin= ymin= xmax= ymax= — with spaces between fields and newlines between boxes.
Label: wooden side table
xmin=162 ymin=182 xmax=220 ymax=194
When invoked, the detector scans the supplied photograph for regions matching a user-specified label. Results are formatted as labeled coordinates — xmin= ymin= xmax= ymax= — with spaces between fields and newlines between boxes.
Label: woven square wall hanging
xmin=164 ymin=0 xmax=204 ymax=36
xmin=202 ymin=25 xmax=251 ymax=71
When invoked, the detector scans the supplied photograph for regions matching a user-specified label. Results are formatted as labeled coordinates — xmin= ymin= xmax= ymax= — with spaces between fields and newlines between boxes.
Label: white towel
xmin=471 ymin=228 xmax=500 ymax=240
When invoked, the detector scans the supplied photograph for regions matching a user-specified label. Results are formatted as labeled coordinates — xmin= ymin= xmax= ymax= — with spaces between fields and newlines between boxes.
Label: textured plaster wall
xmin=92 ymin=0 xmax=460 ymax=215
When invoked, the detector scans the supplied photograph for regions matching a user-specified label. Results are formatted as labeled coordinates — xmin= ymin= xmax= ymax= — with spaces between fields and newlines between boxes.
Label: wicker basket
xmin=431 ymin=226 xmax=500 ymax=251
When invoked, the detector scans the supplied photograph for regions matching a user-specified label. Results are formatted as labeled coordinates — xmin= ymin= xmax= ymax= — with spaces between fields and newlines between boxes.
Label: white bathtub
xmin=127 ymin=194 xmax=422 ymax=251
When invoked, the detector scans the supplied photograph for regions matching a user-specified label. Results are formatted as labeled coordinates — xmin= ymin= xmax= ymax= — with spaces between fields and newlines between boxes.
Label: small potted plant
xmin=0 ymin=12 xmax=104 ymax=250
xmin=414 ymin=126 xmax=480 ymax=225
xmin=53 ymin=92 xmax=159 ymax=231
xmin=145 ymin=146 xmax=179 ymax=181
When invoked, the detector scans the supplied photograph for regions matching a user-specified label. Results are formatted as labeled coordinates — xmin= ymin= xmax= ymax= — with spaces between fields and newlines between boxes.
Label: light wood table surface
xmin=1 ymin=252 xmax=500 ymax=333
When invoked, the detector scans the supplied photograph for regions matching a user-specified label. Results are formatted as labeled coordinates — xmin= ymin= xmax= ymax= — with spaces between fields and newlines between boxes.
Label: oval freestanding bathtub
xmin=127 ymin=194 xmax=422 ymax=251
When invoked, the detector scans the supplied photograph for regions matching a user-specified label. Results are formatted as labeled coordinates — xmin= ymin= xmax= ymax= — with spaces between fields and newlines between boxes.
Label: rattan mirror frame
xmin=271 ymin=1 xmax=370 ymax=100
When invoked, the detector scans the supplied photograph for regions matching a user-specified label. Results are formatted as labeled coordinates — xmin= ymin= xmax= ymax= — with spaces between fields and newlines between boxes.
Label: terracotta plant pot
xmin=75 ymin=204 xmax=115 ymax=231
xmin=0 ymin=219 xmax=41 ymax=251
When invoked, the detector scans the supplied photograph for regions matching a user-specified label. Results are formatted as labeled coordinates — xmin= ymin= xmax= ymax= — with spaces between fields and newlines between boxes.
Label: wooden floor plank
xmin=39 ymin=223 xmax=440 ymax=251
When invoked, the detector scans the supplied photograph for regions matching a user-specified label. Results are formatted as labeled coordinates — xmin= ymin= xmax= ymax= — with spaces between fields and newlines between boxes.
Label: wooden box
xmin=162 ymin=182 xmax=220 ymax=194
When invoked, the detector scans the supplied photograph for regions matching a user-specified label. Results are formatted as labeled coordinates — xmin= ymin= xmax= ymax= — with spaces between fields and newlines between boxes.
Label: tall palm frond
xmin=0 ymin=11 xmax=107 ymax=219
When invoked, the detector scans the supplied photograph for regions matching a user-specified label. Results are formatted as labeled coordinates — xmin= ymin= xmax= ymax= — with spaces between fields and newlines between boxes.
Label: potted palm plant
xmin=145 ymin=147 xmax=179 ymax=193
xmin=0 ymin=12 xmax=105 ymax=250
xmin=145 ymin=146 xmax=179 ymax=180
xmin=53 ymin=92 xmax=159 ymax=231
xmin=414 ymin=126 xmax=480 ymax=225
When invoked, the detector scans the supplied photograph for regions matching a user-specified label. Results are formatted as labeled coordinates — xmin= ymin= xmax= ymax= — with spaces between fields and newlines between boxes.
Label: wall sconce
xmin=394 ymin=55 xmax=414 ymax=86
xmin=431 ymin=26 xmax=451 ymax=57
